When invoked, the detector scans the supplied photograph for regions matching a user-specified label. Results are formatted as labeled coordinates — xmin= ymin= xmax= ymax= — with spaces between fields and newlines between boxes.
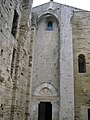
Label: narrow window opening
xmin=28 ymin=56 xmax=32 ymax=67
xmin=47 ymin=21 xmax=53 ymax=31
xmin=78 ymin=54 xmax=86 ymax=73
xmin=11 ymin=48 xmax=16 ymax=78
xmin=11 ymin=10 xmax=19 ymax=37
xmin=1 ymin=49 xmax=3 ymax=56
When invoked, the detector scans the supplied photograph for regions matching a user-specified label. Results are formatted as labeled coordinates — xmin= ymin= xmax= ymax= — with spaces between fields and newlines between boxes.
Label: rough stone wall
xmin=72 ymin=11 xmax=90 ymax=120
xmin=30 ymin=12 xmax=60 ymax=120
xmin=59 ymin=5 xmax=75 ymax=120
xmin=0 ymin=0 xmax=22 ymax=119
xmin=32 ymin=17 xmax=60 ymax=95
xmin=0 ymin=0 xmax=33 ymax=120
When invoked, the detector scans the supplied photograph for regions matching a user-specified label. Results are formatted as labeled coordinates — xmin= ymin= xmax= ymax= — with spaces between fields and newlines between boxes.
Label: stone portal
xmin=38 ymin=102 xmax=52 ymax=120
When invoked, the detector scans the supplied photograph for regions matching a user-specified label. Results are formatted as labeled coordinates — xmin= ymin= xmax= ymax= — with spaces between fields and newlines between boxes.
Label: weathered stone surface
xmin=0 ymin=0 xmax=90 ymax=120
xmin=0 ymin=0 xmax=33 ymax=120
xmin=30 ymin=2 xmax=80 ymax=120
xmin=72 ymin=11 xmax=90 ymax=120
xmin=31 ymin=2 xmax=90 ymax=120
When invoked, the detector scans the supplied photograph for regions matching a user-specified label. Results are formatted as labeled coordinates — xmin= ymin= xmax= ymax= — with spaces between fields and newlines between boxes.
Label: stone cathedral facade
xmin=0 ymin=0 xmax=90 ymax=120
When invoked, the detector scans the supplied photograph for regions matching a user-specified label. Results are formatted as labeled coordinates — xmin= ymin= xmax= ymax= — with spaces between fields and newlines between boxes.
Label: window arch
xmin=78 ymin=54 xmax=86 ymax=73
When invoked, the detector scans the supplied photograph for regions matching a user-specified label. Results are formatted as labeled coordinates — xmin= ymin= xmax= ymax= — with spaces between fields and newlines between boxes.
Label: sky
xmin=33 ymin=0 xmax=90 ymax=11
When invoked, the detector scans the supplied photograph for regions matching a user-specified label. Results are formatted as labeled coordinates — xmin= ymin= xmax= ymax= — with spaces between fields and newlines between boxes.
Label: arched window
xmin=47 ymin=21 xmax=53 ymax=31
xmin=78 ymin=54 xmax=86 ymax=73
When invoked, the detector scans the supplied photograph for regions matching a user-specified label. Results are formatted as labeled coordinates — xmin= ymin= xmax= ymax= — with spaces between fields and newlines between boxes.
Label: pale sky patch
xmin=33 ymin=0 xmax=90 ymax=11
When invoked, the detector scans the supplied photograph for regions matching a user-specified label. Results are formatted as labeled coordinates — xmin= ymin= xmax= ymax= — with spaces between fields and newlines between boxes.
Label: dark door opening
xmin=88 ymin=109 xmax=90 ymax=120
xmin=38 ymin=102 xmax=52 ymax=120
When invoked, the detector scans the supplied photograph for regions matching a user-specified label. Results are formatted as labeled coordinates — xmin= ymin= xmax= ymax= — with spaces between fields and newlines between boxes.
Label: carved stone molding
xmin=34 ymin=83 xmax=57 ymax=96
